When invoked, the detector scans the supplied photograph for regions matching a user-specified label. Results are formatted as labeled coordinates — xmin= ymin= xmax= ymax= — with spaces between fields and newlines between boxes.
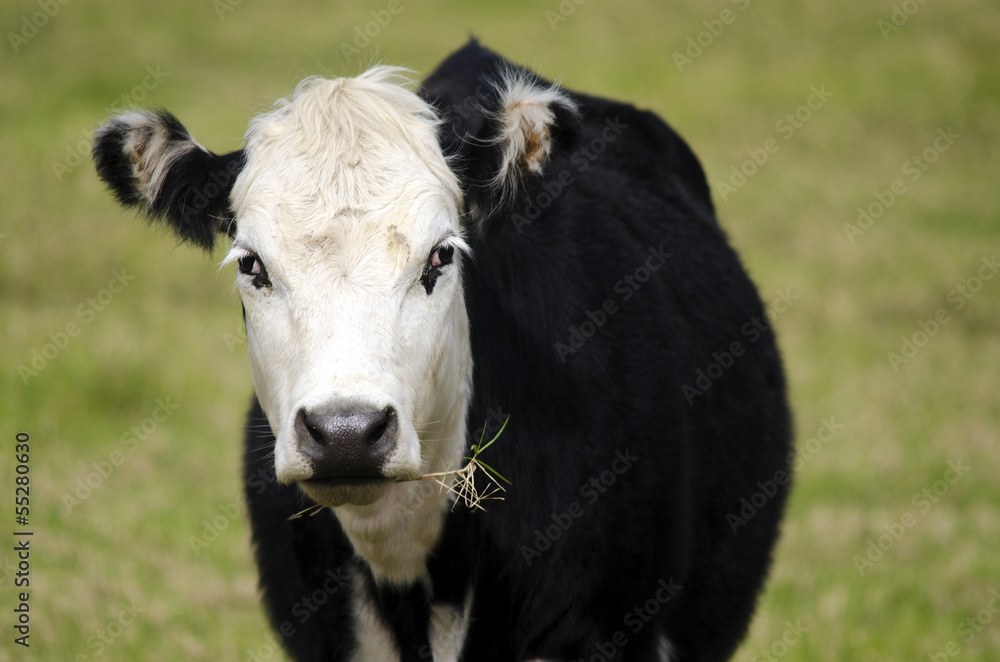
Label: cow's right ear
xmin=92 ymin=109 xmax=244 ymax=251
xmin=461 ymin=71 xmax=578 ymax=234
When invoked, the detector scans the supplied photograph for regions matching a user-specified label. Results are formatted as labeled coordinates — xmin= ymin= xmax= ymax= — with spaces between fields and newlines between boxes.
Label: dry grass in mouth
xmin=288 ymin=417 xmax=511 ymax=520
xmin=414 ymin=415 xmax=511 ymax=512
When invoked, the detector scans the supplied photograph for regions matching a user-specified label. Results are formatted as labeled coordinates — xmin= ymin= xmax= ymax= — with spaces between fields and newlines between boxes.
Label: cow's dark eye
xmin=237 ymin=253 xmax=271 ymax=288
xmin=421 ymin=243 xmax=455 ymax=295
xmin=430 ymin=244 xmax=454 ymax=268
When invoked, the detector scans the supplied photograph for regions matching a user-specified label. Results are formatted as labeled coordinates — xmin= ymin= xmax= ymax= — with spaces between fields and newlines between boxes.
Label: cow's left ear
xmin=92 ymin=109 xmax=244 ymax=251
xmin=456 ymin=71 xmax=579 ymax=233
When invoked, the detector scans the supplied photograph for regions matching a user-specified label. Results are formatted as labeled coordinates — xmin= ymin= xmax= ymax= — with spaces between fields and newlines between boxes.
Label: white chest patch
xmin=351 ymin=570 xmax=399 ymax=662
xmin=428 ymin=587 xmax=474 ymax=661
xmin=350 ymin=568 xmax=473 ymax=662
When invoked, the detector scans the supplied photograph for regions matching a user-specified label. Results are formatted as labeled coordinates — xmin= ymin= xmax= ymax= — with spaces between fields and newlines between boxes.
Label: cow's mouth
xmin=303 ymin=476 xmax=390 ymax=489
xmin=299 ymin=475 xmax=393 ymax=507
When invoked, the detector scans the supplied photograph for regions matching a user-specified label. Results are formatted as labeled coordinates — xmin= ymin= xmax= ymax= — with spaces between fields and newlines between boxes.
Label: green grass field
xmin=2 ymin=0 xmax=998 ymax=659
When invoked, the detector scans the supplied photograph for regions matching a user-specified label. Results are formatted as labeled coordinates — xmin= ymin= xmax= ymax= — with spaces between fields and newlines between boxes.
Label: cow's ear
xmin=92 ymin=109 xmax=244 ymax=251
xmin=457 ymin=70 xmax=578 ymax=234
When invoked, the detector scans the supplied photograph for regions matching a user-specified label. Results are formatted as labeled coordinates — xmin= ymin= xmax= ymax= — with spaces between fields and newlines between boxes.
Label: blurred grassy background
xmin=1 ymin=0 xmax=998 ymax=660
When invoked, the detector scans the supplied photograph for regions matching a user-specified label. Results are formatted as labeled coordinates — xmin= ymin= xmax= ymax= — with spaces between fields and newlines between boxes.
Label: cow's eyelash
xmin=434 ymin=235 xmax=470 ymax=259
xmin=221 ymin=246 xmax=253 ymax=267
xmin=225 ymin=247 xmax=271 ymax=288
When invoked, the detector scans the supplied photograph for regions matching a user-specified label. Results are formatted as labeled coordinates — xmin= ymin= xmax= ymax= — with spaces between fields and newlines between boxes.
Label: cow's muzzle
xmin=294 ymin=405 xmax=398 ymax=482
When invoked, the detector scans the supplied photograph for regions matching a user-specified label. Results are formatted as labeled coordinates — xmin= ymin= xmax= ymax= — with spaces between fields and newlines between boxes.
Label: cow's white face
xmin=224 ymin=73 xmax=471 ymax=510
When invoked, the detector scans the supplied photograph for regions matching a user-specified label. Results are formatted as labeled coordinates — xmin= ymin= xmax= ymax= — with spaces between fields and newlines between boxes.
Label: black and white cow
xmin=93 ymin=40 xmax=791 ymax=662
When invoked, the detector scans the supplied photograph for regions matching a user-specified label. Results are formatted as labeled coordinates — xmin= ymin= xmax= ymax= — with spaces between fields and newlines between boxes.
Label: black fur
xmin=92 ymin=109 xmax=244 ymax=251
xmin=244 ymin=41 xmax=792 ymax=661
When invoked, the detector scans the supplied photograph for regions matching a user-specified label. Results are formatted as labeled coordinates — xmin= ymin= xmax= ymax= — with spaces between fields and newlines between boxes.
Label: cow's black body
xmin=243 ymin=41 xmax=791 ymax=662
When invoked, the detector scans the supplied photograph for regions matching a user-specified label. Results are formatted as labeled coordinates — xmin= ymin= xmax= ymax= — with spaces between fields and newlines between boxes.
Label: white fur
xmin=110 ymin=110 xmax=210 ymax=204
xmin=225 ymin=68 xmax=472 ymax=586
xmin=428 ymin=586 xmax=474 ymax=661
xmin=489 ymin=69 xmax=577 ymax=196
xmin=349 ymin=571 xmax=473 ymax=662
xmin=351 ymin=569 xmax=400 ymax=662
xmin=658 ymin=633 xmax=674 ymax=661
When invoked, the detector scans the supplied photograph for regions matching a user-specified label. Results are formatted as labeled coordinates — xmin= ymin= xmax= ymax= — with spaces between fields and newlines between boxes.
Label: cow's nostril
xmin=366 ymin=409 xmax=392 ymax=446
xmin=305 ymin=418 xmax=328 ymax=448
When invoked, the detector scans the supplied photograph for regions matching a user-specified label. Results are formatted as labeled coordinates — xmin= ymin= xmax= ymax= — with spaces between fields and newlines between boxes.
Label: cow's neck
xmin=333 ymin=478 xmax=454 ymax=586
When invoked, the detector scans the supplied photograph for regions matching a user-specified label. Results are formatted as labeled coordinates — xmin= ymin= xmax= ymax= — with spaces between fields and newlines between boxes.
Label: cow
xmin=92 ymin=40 xmax=791 ymax=662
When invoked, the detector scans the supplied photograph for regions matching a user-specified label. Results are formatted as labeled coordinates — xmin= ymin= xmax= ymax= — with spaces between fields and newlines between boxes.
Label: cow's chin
xmin=298 ymin=477 xmax=394 ymax=507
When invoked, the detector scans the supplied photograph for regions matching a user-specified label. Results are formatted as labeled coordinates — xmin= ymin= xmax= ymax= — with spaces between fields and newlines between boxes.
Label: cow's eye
xmin=430 ymin=244 xmax=454 ymax=268
xmin=421 ymin=243 xmax=455 ymax=295
xmin=237 ymin=253 xmax=271 ymax=288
